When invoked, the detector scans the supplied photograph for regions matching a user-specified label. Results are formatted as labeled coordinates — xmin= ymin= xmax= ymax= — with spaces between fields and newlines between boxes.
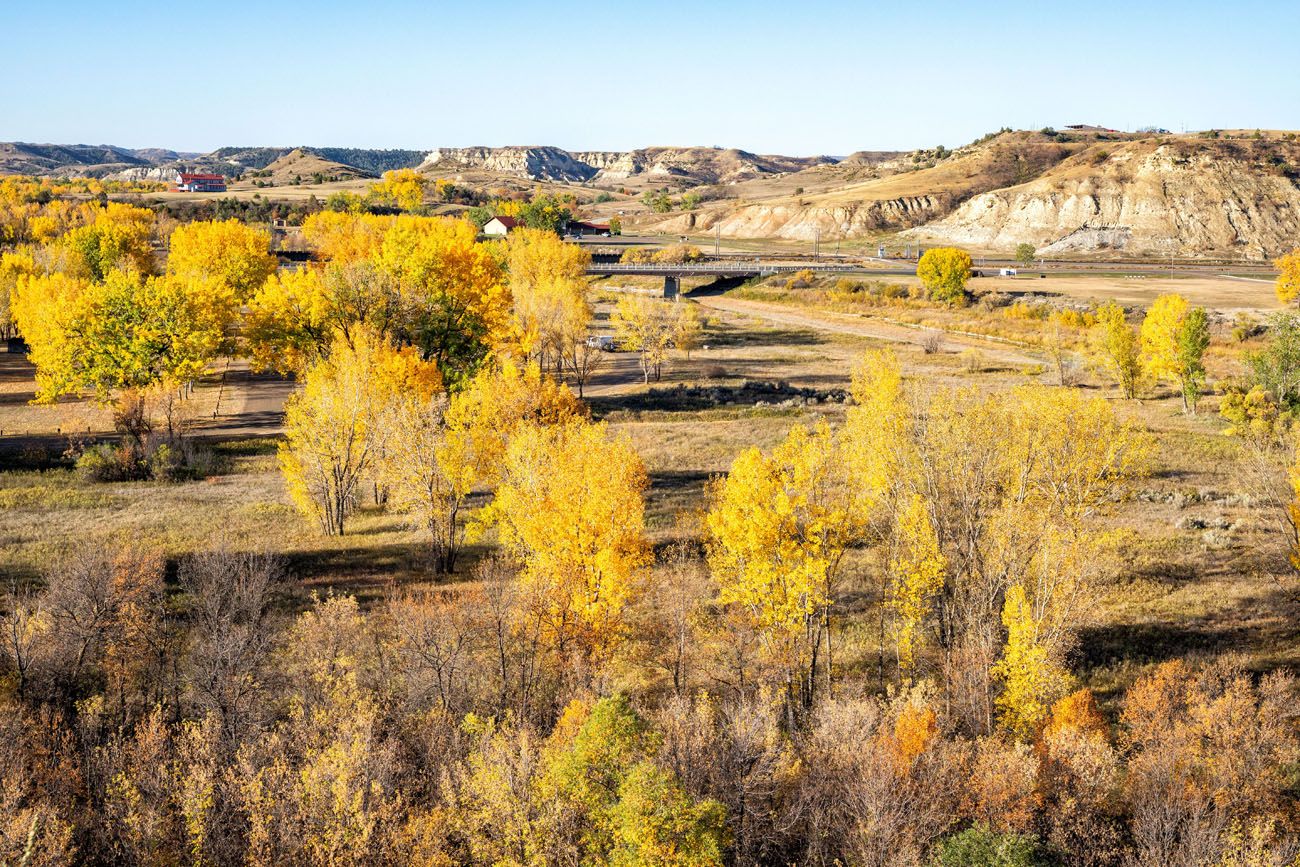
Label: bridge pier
xmin=663 ymin=275 xmax=680 ymax=300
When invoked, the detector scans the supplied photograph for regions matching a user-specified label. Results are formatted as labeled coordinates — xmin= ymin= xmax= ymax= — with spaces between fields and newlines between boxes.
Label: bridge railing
xmin=586 ymin=262 xmax=861 ymax=275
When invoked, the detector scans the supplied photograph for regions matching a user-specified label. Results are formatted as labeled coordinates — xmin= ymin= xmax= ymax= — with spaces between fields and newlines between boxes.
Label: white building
xmin=482 ymin=216 xmax=519 ymax=237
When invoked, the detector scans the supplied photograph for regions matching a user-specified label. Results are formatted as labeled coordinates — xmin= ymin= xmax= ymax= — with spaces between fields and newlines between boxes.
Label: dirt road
xmin=693 ymin=295 xmax=1045 ymax=368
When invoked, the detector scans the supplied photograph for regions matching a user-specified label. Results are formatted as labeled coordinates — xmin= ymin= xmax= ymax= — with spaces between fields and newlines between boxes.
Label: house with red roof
xmin=173 ymin=171 xmax=226 ymax=192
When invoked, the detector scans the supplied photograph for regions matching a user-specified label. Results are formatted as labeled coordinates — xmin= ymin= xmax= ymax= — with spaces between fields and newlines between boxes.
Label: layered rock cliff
xmin=904 ymin=138 xmax=1300 ymax=257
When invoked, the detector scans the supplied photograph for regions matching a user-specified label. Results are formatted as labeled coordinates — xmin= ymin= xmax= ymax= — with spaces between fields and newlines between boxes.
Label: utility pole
xmin=714 ymin=223 xmax=720 ymax=257
xmin=814 ymin=228 xmax=820 ymax=262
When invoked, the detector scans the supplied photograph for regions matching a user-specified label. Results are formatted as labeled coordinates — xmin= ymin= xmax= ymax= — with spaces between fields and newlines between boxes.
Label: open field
xmin=5 ymin=273 xmax=1297 ymax=685
xmin=3 ymin=178 xmax=1299 ymax=863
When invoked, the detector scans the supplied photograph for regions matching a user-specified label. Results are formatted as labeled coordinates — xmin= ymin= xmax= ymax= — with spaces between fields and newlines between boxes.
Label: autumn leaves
xmin=704 ymin=349 xmax=1151 ymax=732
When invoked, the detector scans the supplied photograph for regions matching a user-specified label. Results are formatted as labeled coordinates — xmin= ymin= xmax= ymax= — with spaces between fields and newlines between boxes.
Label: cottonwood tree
xmin=1140 ymin=293 xmax=1209 ymax=413
xmin=706 ymin=421 xmax=861 ymax=721
xmin=506 ymin=227 xmax=593 ymax=375
xmin=672 ymin=301 xmax=706 ymax=359
xmin=842 ymin=350 xmax=1150 ymax=734
xmin=1089 ymin=301 xmax=1143 ymax=398
xmin=916 ymin=247 xmax=973 ymax=306
xmin=56 ymin=201 xmax=156 ymax=280
xmin=287 ymin=212 xmax=512 ymax=382
xmin=280 ymin=326 xmax=441 ymax=535
xmin=167 ymin=218 xmax=276 ymax=300
xmin=1274 ymin=247 xmax=1300 ymax=304
xmin=11 ymin=270 xmax=235 ymax=404
xmin=612 ymin=295 xmax=679 ymax=383
xmin=369 ymin=169 xmax=428 ymax=211
xmin=888 ymin=493 xmax=946 ymax=680
xmin=486 ymin=420 xmax=649 ymax=666
xmin=377 ymin=361 xmax=589 ymax=575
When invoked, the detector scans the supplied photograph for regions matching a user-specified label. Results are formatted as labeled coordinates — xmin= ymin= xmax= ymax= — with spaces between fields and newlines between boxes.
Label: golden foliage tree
xmin=611 ymin=296 xmax=677 ymax=383
xmin=57 ymin=202 xmax=156 ymax=280
xmin=991 ymin=583 xmax=1069 ymax=739
xmin=505 ymin=227 xmax=592 ymax=372
xmin=1089 ymin=301 xmax=1143 ymax=399
xmin=243 ymin=268 xmax=335 ymax=373
xmin=370 ymin=169 xmax=429 ymax=212
xmin=167 ymin=218 xmax=276 ymax=300
xmin=705 ymin=421 xmax=861 ymax=716
xmin=888 ymin=493 xmax=946 ymax=678
xmin=1140 ymin=293 xmax=1210 ymax=413
xmin=487 ymin=420 xmax=649 ymax=662
xmin=916 ymin=247 xmax=972 ymax=306
xmin=1273 ymin=247 xmax=1300 ymax=304
xmin=376 ymin=361 xmax=581 ymax=575
xmin=841 ymin=349 xmax=1150 ymax=732
xmin=12 ymin=270 xmax=234 ymax=403
xmin=286 ymin=213 xmax=511 ymax=382
xmin=280 ymin=326 xmax=441 ymax=535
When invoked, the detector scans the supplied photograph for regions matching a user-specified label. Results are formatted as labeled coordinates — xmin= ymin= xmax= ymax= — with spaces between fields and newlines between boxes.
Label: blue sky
xmin=3 ymin=0 xmax=1298 ymax=155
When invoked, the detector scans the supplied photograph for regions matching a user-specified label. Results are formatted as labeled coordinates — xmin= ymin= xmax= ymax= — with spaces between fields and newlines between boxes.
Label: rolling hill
xmin=4 ymin=129 xmax=1298 ymax=257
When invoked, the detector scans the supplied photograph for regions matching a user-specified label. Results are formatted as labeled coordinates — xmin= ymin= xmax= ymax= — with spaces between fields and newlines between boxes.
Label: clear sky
xmin=4 ymin=0 xmax=1298 ymax=156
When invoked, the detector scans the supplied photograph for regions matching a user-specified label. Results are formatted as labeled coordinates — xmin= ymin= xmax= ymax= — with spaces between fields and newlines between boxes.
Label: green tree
xmin=518 ymin=195 xmax=573 ymax=234
xmin=538 ymin=695 xmax=727 ymax=866
xmin=932 ymin=824 xmax=1048 ymax=867
xmin=916 ymin=247 xmax=973 ymax=305
xmin=1014 ymin=243 xmax=1036 ymax=268
xmin=1248 ymin=312 xmax=1300 ymax=407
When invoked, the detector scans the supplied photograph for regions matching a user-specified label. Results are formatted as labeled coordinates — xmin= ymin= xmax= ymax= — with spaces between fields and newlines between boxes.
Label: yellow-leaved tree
xmin=1274 ymin=248 xmax=1300 ymax=305
xmin=916 ymin=247 xmax=972 ymax=306
xmin=280 ymin=326 xmax=441 ymax=535
xmin=9 ymin=270 xmax=85 ymax=401
xmin=839 ymin=346 xmax=1151 ymax=731
xmin=705 ymin=421 xmax=861 ymax=718
xmin=889 ymin=493 xmax=946 ymax=679
xmin=289 ymin=212 xmax=512 ymax=382
xmin=1089 ymin=301 xmax=1143 ymax=399
xmin=842 ymin=348 xmax=910 ymax=504
xmin=375 ymin=360 xmax=583 ymax=573
xmin=167 ymin=218 xmax=277 ymax=300
xmin=301 ymin=211 xmax=391 ymax=264
xmin=243 ymin=268 xmax=334 ymax=373
xmin=12 ymin=270 xmax=235 ymax=402
xmin=991 ymin=583 xmax=1069 ymax=739
xmin=486 ymin=419 xmax=649 ymax=663
xmin=370 ymin=169 xmax=428 ymax=212
xmin=57 ymin=202 xmax=156 ymax=280
xmin=611 ymin=295 xmax=677 ymax=383
xmin=373 ymin=215 xmax=512 ymax=382
xmin=506 ymin=227 xmax=592 ymax=373
xmin=1140 ymin=293 xmax=1210 ymax=414
xmin=0 ymin=248 xmax=39 ymax=339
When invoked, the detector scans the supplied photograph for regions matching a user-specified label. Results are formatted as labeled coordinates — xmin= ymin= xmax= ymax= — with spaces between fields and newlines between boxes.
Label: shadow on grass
xmin=590 ymin=380 xmax=845 ymax=417
xmin=705 ymin=322 xmax=825 ymax=349
xmin=1076 ymin=581 xmax=1300 ymax=672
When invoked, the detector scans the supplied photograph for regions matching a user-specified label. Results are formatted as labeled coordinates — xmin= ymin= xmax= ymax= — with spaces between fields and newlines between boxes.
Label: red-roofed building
xmin=482 ymin=215 xmax=519 ymax=236
xmin=568 ymin=220 xmax=610 ymax=236
xmin=174 ymin=171 xmax=226 ymax=192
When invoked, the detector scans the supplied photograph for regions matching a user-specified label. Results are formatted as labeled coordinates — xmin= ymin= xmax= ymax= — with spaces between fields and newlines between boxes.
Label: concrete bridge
xmin=585 ymin=260 xmax=863 ymax=298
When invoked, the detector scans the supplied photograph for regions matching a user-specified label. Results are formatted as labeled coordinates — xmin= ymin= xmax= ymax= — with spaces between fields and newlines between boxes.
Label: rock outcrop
xmin=903 ymin=138 xmax=1300 ymax=257
xmin=416 ymin=145 xmax=833 ymax=185
xmin=419 ymin=146 xmax=600 ymax=182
